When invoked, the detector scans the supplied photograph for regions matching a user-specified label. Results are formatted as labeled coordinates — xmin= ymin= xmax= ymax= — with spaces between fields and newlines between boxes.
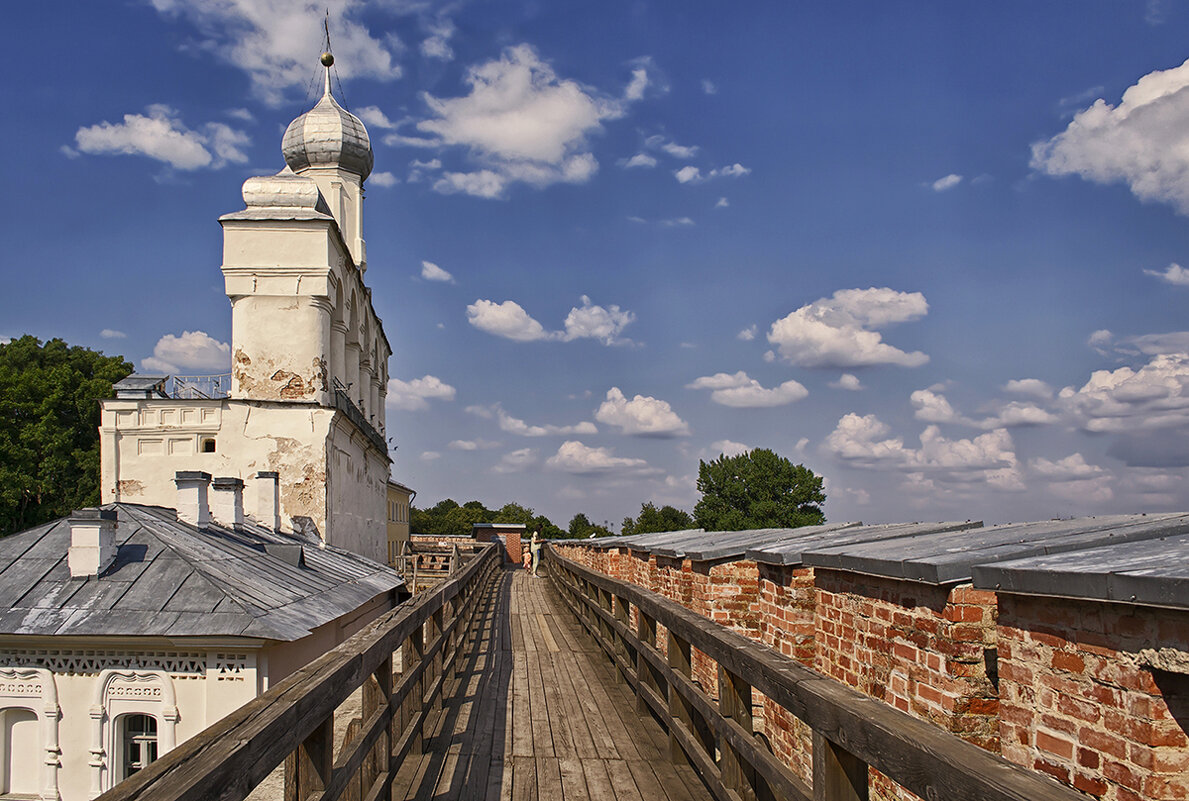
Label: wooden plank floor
xmin=393 ymin=566 xmax=713 ymax=801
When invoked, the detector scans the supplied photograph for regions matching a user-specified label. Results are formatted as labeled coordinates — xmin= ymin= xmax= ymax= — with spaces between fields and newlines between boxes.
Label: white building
xmin=99 ymin=57 xmax=392 ymax=563
xmin=0 ymin=55 xmax=407 ymax=800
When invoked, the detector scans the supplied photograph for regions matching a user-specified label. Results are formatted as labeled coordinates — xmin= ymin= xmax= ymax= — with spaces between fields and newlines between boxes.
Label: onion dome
xmin=281 ymin=53 xmax=374 ymax=181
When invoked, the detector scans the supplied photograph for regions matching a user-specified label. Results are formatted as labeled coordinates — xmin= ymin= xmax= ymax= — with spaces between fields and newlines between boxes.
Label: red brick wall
xmin=997 ymin=594 xmax=1189 ymax=801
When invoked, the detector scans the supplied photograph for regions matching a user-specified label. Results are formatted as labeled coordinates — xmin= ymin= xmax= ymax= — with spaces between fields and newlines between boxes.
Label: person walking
xmin=530 ymin=531 xmax=542 ymax=577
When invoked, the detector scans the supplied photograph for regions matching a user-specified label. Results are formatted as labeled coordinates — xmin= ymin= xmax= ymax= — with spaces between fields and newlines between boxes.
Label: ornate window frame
xmin=89 ymin=670 xmax=178 ymax=797
xmin=0 ymin=667 xmax=61 ymax=801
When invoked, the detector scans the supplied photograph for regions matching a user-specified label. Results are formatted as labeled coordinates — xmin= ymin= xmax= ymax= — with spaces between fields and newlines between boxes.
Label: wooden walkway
xmin=392 ymin=567 xmax=713 ymax=801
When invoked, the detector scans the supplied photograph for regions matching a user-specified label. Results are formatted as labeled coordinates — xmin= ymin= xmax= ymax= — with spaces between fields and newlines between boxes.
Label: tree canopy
xmin=0 ymin=336 xmax=133 ymax=536
xmin=567 ymin=513 xmax=613 ymax=539
xmin=621 ymin=502 xmax=694 ymax=537
xmin=411 ymin=498 xmax=568 ymax=539
xmin=692 ymin=448 xmax=825 ymax=531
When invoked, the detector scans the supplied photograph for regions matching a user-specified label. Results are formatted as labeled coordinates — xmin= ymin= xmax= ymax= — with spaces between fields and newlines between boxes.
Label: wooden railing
xmin=101 ymin=543 xmax=500 ymax=801
xmin=544 ymin=544 xmax=1086 ymax=801
xmin=393 ymin=542 xmax=483 ymax=593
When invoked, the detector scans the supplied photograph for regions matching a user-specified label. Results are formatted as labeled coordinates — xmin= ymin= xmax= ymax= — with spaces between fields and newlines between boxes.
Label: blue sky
xmin=8 ymin=1 xmax=1189 ymax=528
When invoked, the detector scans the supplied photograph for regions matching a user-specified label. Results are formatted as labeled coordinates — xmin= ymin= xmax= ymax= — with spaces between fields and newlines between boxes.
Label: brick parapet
xmin=997 ymin=593 xmax=1189 ymax=801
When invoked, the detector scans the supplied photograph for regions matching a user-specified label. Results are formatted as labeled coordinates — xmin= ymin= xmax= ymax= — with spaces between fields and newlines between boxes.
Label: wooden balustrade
xmin=99 ymin=543 xmax=500 ymax=801
xmin=544 ymin=544 xmax=1086 ymax=801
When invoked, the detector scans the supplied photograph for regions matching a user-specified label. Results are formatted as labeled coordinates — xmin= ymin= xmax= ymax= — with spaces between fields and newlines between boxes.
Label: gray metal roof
xmin=745 ymin=521 xmax=981 ymax=566
xmin=973 ymin=532 xmax=1189 ymax=609
xmin=801 ymin=513 xmax=1189 ymax=585
xmin=583 ymin=528 xmax=706 ymax=551
xmin=649 ymin=523 xmax=863 ymax=561
xmin=0 ymin=503 xmax=402 ymax=641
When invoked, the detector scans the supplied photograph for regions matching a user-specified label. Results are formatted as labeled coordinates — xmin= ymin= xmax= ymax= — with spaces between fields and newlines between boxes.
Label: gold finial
xmin=321 ymin=52 xmax=335 ymax=67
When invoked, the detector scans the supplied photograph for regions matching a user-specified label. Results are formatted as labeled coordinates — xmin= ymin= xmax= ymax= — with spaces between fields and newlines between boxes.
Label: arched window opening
xmin=120 ymin=713 xmax=158 ymax=780
xmin=201 ymin=438 xmax=216 ymax=453
xmin=0 ymin=707 xmax=38 ymax=794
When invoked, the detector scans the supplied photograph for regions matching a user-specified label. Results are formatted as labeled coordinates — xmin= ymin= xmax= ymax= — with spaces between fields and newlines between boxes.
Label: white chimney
xmin=253 ymin=471 xmax=281 ymax=531
xmin=211 ymin=477 xmax=245 ymax=528
xmin=175 ymin=471 xmax=212 ymax=527
xmin=68 ymin=509 xmax=117 ymax=578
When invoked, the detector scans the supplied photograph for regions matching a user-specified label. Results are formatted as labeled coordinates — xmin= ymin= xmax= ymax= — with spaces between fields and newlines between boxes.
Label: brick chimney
xmin=211 ymin=477 xmax=245 ymax=528
xmin=68 ymin=509 xmax=117 ymax=578
xmin=175 ymin=471 xmax=212 ymax=527
xmin=253 ymin=471 xmax=281 ymax=531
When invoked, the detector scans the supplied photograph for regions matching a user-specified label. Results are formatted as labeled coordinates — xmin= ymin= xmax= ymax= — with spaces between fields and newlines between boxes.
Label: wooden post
xmin=403 ymin=623 xmax=425 ymax=753
xmin=430 ymin=608 xmax=445 ymax=713
xmin=667 ymin=630 xmax=695 ymax=766
xmin=719 ymin=665 xmax=758 ymax=800
xmin=283 ymin=716 xmax=333 ymax=801
xmin=613 ymin=594 xmax=631 ymax=685
xmin=362 ymin=654 xmax=394 ymax=796
xmin=637 ymin=611 xmax=657 ymax=714
xmin=813 ymin=731 xmax=868 ymax=801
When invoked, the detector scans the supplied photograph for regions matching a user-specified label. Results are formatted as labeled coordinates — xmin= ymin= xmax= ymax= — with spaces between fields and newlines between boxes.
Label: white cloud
xmin=100 ymin=329 xmax=127 ymax=339
xmin=493 ymin=406 xmax=597 ymax=437
xmin=421 ymin=18 xmax=455 ymax=61
xmin=148 ymin=0 xmax=400 ymax=105
xmin=830 ymin=373 xmax=863 ymax=391
xmin=1031 ymin=57 xmax=1189 ymax=215
xmin=710 ymin=439 xmax=751 ymax=458
xmin=369 ymin=171 xmax=398 ymax=188
xmin=546 ymin=440 xmax=653 ymax=473
xmin=824 ymin=413 xmax=1018 ymax=481
xmin=596 ymin=387 xmax=690 ymax=436
xmin=421 ymin=451 xmax=442 ymax=461
xmin=386 ymin=375 xmax=456 ymax=411
xmin=674 ymin=163 xmax=750 ymax=184
xmin=467 ymin=296 xmax=635 ymax=345
xmin=1059 ymin=352 xmax=1189 ymax=432
xmin=931 ymin=173 xmax=963 ymax=192
xmin=645 ymin=136 xmax=699 ymax=160
xmin=716 ymin=197 xmax=730 ymax=208
xmin=493 ymin=447 xmax=538 ymax=474
xmin=449 ymin=439 xmax=499 ymax=451
xmin=702 ymin=79 xmax=718 ymax=95
xmin=979 ymin=401 xmax=1058 ymax=428
xmin=660 ymin=217 xmax=695 ymax=227
xmin=1088 ymin=328 xmax=1115 ymax=356
xmin=1030 ymin=453 xmax=1105 ymax=480
xmin=624 ymin=67 xmax=650 ymax=101
xmin=466 ymin=300 xmax=550 ymax=341
xmin=141 ymin=330 xmax=230 ymax=373
xmin=417 ymin=45 xmax=628 ymax=197
xmin=686 ymin=371 xmax=808 ymax=407
xmin=675 ymin=166 xmax=701 ymax=184
xmin=767 ymin=287 xmax=929 ymax=368
xmin=73 ymin=105 xmax=248 ymax=170
xmin=562 ymin=296 xmax=636 ymax=345
xmin=622 ymin=153 xmax=657 ymax=169
xmin=356 ymin=106 xmax=397 ymax=129
xmin=1144 ymin=262 xmax=1189 ymax=285
xmin=421 ymin=260 xmax=455 ymax=283
xmin=911 ymin=388 xmax=958 ymax=423
xmin=1004 ymin=378 xmax=1054 ymax=399
xmin=737 ymin=325 xmax=757 ymax=341
xmin=714 ymin=163 xmax=751 ymax=178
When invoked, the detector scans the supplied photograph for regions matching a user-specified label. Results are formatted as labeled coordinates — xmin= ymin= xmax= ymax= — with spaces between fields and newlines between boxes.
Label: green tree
xmin=495 ymin=502 xmax=535 ymax=526
xmin=0 ymin=336 xmax=133 ymax=536
xmin=693 ymin=448 xmax=825 ymax=531
xmin=622 ymin=502 xmax=694 ymax=537
xmin=567 ymin=513 xmax=613 ymax=539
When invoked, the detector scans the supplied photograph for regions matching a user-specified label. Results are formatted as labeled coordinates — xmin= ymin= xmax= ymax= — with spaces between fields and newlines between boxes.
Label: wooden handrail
xmin=100 ymin=543 xmax=500 ymax=801
xmin=544 ymin=544 xmax=1086 ymax=801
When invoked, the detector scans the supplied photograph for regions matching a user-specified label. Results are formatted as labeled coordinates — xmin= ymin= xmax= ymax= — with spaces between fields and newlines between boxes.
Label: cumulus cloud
xmin=1030 ymin=453 xmax=1105 ymax=480
xmin=979 ymin=402 xmax=1058 ymax=428
xmin=716 ymin=197 xmax=730 ymax=208
xmin=562 ymin=296 xmax=636 ymax=345
xmin=73 ymin=105 xmax=249 ymax=170
xmin=645 ymin=135 xmax=699 ymax=160
xmin=100 ymin=329 xmax=127 ymax=339
xmin=825 ymin=413 xmax=1018 ymax=482
xmin=421 ymin=451 xmax=441 ymax=460
xmin=467 ymin=297 xmax=635 ymax=344
xmin=466 ymin=300 xmax=550 ymax=341
xmin=485 ymin=405 xmax=598 ymax=437
xmin=386 ymin=375 xmax=456 ymax=411
xmin=356 ymin=106 xmax=398 ymax=129
xmin=621 ymin=153 xmax=657 ymax=169
xmin=1059 ymin=352 xmax=1189 ymax=432
xmin=830 ymin=373 xmax=863 ymax=391
xmin=737 ymin=325 xmax=757 ymax=341
xmin=911 ymin=388 xmax=958 ymax=423
xmin=931 ymin=173 xmax=963 ymax=192
xmin=702 ymin=79 xmax=718 ymax=95
xmin=710 ymin=439 xmax=751 ymax=458
xmin=767 ymin=287 xmax=929 ymax=368
xmin=913 ymin=387 xmax=1057 ymax=429
xmin=595 ymin=387 xmax=690 ymax=436
xmin=421 ymin=261 xmax=455 ymax=283
xmin=546 ymin=440 xmax=653 ymax=474
xmin=674 ymin=163 xmax=750 ymax=184
xmin=417 ymin=45 xmax=632 ymax=198
xmin=1144 ymin=262 xmax=1189 ymax=285
xmin=449 ymin=439 xmax=499 ymax=451
xmin=686 ymin=371 xmax=808 ymax=407
xmin=493 ymin=447 xmax=538 ymax=473
xmin=142 ymin=330 xmax=230 ymax=373
xmin=675 ymin=166 xmax=701 ymax=184
xmin=1031 ymin=57 xmax=1189 ymax=215
xmin=148 ymin=0 xmax=401 ymax=105
xmin=1004 ymin=378 xmax=1054 ymax=399
xmin=369 ymin=171 xmax=398 ymax=188
xmin=420 ymin=18 xmax=455 ymax=60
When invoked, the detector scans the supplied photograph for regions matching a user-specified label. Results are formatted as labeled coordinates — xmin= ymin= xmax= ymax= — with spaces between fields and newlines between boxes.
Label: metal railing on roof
xmin=168 ymin=374 xmax=232 ymax=400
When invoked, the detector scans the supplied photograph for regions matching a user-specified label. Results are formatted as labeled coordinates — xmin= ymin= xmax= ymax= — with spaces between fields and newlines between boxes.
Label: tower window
xmin=120 ymin=714 xmax=158 ymax=779
xmin=201 ymin=438 xmax=216 ymax=453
